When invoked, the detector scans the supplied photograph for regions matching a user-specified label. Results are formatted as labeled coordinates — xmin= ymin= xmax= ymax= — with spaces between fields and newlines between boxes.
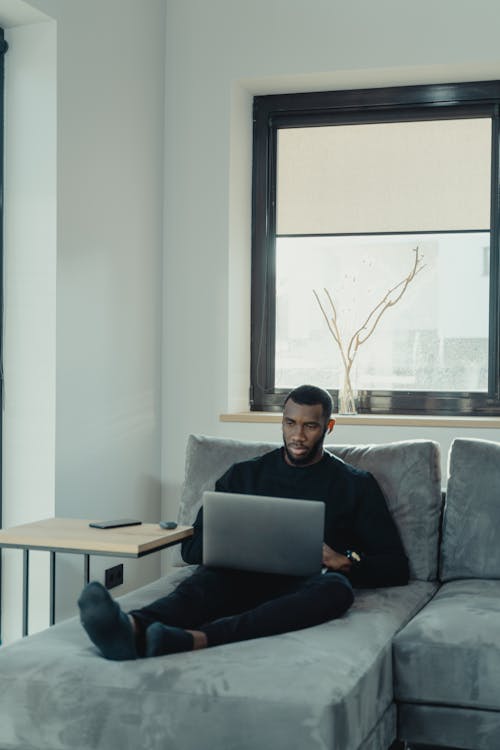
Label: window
xmin=251 ymin=81 xmax=500 ymax=415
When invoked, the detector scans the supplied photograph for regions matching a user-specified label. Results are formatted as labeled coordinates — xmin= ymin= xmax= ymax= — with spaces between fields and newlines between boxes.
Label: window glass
xmin=275 ymin=232 xmax=489 ymax=392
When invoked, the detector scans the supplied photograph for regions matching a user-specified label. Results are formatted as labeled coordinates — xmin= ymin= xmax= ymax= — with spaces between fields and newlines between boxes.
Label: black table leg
xmin=22 ymin=549 xmax=29 ymax=637
xmin=84 ymin=554 xmax=90 ymax=585
xmin=50 ymin=551 xmax=56 ymax=626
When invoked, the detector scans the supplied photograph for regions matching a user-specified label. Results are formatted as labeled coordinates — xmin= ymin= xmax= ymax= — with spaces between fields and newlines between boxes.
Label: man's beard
xmin=283 ymin=433 xmax=325 ymax=466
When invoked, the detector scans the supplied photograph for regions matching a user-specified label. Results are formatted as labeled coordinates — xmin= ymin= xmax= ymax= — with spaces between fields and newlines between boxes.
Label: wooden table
xmin=0 ymin=517 xmax=193 ymax=638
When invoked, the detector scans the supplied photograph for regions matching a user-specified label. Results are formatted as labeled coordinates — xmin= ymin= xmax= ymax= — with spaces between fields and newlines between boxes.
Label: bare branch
xmin=313 ymin=289 xmax=339 ymax=344
xmin=312 ymin=246 xmax=425 ymax=411
xmin=347 ymin=247 xmax=424 ymax=360
xmin=313 ymin=288 xmax=350 ymax=374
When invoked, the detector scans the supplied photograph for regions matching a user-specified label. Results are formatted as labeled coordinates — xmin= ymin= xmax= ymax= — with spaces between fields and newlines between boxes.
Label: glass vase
xmin=338 ymin=369 xmax=358 ymax=414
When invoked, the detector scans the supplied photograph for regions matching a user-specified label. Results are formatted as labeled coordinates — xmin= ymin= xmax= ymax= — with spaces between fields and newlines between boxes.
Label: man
xmin=78 ymin=384 xmax=409 ymax=660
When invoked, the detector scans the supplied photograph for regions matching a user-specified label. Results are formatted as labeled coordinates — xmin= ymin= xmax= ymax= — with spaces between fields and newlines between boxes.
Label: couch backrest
xmin=176 ymin=435 xmax=442 ymax=581
xmin=440 ymin=437 xmax=500 ymax=581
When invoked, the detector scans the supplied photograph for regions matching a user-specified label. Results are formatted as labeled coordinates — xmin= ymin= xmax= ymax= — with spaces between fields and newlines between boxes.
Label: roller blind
xmin=276 ymin=118 xmax=492 ymax=235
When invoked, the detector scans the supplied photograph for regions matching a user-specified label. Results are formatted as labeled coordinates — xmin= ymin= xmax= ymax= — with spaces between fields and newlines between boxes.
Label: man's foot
xmin=78 ymin=581 xmax=137 ymax=660
xmin=145 ymin=623 xmax=194 ymax=657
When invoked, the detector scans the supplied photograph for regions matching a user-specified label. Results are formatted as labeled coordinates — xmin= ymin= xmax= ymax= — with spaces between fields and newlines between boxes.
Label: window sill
xmin=220 ymin=412 xmax=500 ymax=429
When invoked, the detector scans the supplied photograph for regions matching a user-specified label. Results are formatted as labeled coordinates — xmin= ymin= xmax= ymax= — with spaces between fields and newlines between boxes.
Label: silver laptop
xmin=202 ymin=490 xmax=325 ymax=576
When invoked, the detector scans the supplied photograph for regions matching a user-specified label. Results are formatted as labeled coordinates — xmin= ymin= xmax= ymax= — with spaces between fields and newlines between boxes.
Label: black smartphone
xmin=89 ymin=519 xmax=142 ymax=529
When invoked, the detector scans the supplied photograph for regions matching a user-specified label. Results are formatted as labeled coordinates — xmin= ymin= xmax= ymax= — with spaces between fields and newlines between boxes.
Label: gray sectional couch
xmin=0 ymin=433 xmax=497 ymax=750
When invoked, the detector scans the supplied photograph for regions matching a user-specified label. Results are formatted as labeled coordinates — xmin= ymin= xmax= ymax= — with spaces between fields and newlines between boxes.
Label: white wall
xmin=161 ymin=0 xmax=500 ymax=527
xmin=51 ymin=0 xmax=166 ymax=621
xmin=2 ymin=18 xmax=57 ymax=642
xmin=2 ymin=0 xmax=166 ymax=642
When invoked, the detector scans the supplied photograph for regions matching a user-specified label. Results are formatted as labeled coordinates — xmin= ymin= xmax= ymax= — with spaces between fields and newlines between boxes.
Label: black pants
xmin=130 ymin=567 xmax=354 ymax=648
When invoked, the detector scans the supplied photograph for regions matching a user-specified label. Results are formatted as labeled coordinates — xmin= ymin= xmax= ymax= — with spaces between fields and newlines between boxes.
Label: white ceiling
xmin=0 ymin=0 xmax=49 ymax=28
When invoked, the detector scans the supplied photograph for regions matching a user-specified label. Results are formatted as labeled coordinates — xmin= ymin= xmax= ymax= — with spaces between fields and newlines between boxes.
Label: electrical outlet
xmin=105 ymin=564 xmax=123 ymax=590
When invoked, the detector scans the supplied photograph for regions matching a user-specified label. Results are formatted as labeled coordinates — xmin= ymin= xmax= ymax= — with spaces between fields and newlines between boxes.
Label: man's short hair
xmin=283 ymin=385 xmax=333 ymax=422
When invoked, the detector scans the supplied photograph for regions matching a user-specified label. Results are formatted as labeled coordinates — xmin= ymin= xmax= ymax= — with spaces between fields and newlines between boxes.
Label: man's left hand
xmin=322 ymin=543 xmax=352 ymax=573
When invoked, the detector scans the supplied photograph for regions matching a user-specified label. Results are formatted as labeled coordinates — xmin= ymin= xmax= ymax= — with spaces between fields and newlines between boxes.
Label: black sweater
xmin=181 ymin=448 xmax=409 ymax=588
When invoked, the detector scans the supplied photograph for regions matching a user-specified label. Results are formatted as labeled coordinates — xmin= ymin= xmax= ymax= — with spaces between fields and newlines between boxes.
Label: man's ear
xmin=326 ymin=418 xmax=335 ymax=434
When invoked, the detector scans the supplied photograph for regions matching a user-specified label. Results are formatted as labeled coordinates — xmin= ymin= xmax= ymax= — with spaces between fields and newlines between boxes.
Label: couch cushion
xmin=176 ymin=435 xmax=442 ymax=581
xmin=441 ymin=437 xmax=500 ymax=581
xmin=398 ymin=703 xmax=500 ymax=750
xmin=0 ymin=571 xmax=436 ymax=750
xmin=177 ymin=435 xmax=278 ymax=529
xmin=393 ymin=578 xmax=500 ymax=711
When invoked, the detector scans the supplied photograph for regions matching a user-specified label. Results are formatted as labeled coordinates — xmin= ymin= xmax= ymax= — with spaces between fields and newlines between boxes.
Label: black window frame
xmin=251 ymin=80 xmax=500 ymax=415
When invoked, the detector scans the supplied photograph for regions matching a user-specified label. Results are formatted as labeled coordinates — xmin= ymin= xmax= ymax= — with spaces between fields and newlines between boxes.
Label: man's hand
xmin=322 ymin=543 xmax=352 ymax=573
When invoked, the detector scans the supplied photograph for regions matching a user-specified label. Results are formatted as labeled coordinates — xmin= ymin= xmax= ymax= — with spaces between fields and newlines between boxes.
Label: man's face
xmin=282 ymin=399 xmax=328 ymax=467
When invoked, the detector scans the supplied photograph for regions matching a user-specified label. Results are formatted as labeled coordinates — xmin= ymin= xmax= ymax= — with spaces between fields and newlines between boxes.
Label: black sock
xmin=78 ymin=581 xmax=137 ymax=661
xmin=145 ymin=623 xmax=194 ymax=657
